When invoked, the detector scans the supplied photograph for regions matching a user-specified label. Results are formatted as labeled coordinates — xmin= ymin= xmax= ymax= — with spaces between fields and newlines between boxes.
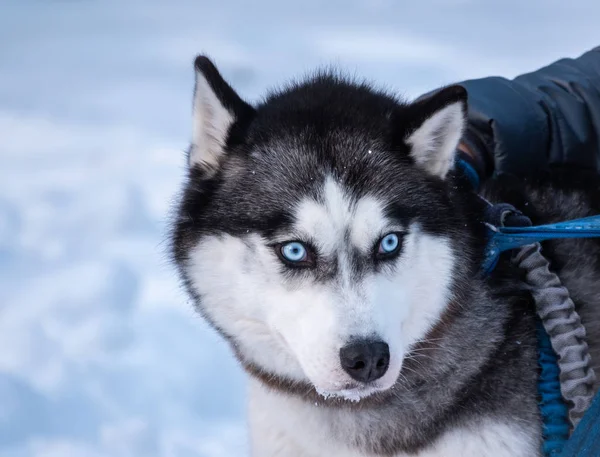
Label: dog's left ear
xmin=190 ymin=56 xmax=255 ymax=171
xmin=401 ymin=85 xmax=467 ymax=179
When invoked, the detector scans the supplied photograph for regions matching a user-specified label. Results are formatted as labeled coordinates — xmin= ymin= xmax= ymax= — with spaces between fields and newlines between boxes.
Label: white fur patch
xmin=187 ymin=233 xmax=308 ymax=381
xmin=190 ymin=70 xmax=234 ymax=169
xmin=416 ymin=420 xmax=539 ymax=457
xmin=250 ymin=380 xmax=539 ymax=457
xmin=293 ymin=177 xmax=390 ymax=255
xmin=406 ymin=102 xmax=465 ymax=179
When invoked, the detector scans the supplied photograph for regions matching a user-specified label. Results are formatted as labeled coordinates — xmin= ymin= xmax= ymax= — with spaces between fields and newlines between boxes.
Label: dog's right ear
xmin=397 ymin=85 xmax=467 ymax=180
xmin=190 ymin=56 xmax=255 ymax=171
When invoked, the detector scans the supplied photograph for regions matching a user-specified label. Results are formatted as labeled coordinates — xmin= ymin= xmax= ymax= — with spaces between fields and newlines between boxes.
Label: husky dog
xmin=170 ymin=56 xmax=600 ymax=457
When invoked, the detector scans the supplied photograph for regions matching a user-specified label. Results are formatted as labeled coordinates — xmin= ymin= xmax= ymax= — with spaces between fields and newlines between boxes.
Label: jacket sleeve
xmin=459 ymin=46 xmax=600 ymax=178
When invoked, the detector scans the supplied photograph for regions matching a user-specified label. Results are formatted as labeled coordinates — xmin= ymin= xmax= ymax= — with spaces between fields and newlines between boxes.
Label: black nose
xmin=339 ymin=340 xmax=390 ymax=383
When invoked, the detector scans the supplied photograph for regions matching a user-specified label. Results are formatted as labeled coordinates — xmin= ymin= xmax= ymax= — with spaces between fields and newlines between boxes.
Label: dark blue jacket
xmin=459 ymin=46 xmax=600 ymax=179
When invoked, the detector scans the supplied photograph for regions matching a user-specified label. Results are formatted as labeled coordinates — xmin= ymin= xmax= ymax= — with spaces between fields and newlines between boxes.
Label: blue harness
xmin=456 ymin=159 xmax=600 ymax=457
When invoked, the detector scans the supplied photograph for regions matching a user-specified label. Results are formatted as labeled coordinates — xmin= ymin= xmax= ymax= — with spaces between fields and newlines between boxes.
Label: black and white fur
xmin=170 ymin=56 xmax=600 ymax=457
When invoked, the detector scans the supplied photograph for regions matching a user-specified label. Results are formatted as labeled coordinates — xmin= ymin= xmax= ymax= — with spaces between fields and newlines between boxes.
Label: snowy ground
xmin=1 ymin=1 xmax=598 ymax=456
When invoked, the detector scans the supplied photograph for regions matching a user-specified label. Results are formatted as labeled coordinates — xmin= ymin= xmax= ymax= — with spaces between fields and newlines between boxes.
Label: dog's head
xmin=171 ymin=56 xmax=471 ymax=402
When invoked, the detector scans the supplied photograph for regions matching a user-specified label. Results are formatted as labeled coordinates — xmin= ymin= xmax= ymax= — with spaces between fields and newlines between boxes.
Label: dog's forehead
xmin=293 ymin=176 xmax=391 ymax=253
xmin=245 ymin=132 xmax=407 ymax=195
xmin=226 ymin=135 xmax=424 ymax=236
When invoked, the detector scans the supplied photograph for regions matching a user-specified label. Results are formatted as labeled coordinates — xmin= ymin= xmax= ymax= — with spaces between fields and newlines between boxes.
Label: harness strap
xmin=481 ymin=214 xmax=600 ymax=275
xmin=536 ymin=320 xmax=570 ymax=456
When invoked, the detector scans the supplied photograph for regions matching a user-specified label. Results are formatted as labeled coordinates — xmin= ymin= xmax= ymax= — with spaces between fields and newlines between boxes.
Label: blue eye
xmin=377 ymin=233 xmax=401 ymax=257
xmin=280 ymin=241 xmax=308 ymax=263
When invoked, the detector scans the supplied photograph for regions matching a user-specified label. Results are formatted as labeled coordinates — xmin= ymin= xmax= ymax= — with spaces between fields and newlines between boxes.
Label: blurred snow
xmin=0 ymin=0 xmax=598 ymax=455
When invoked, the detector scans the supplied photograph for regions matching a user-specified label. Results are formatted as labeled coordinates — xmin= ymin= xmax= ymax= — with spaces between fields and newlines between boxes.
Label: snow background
xmin=1 ymin=1 xmax=598 ymax=456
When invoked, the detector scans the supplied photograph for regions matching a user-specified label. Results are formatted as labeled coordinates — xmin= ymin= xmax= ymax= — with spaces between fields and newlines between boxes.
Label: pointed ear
xmin=191 ymin=56 xmax=254 ymax=171
xmin=403 ymin=85 xmax=467 ymax=179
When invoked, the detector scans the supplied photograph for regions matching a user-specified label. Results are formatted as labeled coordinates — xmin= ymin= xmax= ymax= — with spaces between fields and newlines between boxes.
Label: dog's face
xmin=171 ymin=57 xmax=468 ymax=402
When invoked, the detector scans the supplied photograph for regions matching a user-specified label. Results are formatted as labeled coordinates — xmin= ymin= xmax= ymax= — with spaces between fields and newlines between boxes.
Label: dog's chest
xmin=248 ymin=381 xmax=539 ymax=457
